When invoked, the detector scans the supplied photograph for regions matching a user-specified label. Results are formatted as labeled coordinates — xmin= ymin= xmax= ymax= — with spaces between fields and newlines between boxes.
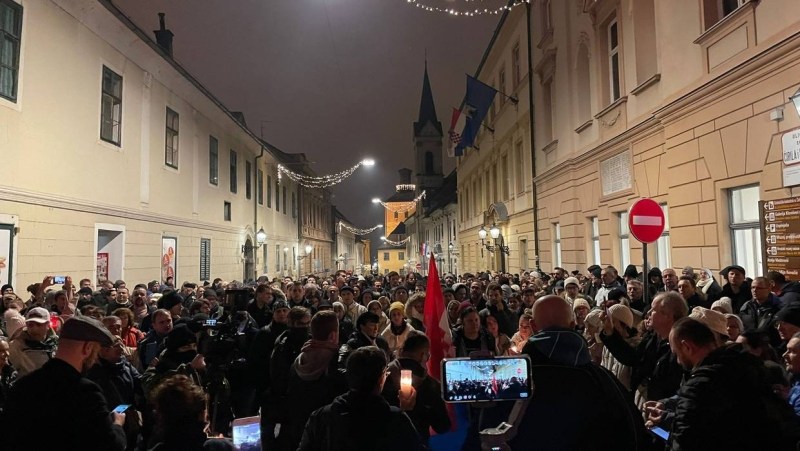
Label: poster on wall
xmin=96 ymin=253 xmax=109 ymax=283
xmin=161 ymin=237 xmax=177 ymax=283
xmin=0 ymin=225 xmax=13 ymax=286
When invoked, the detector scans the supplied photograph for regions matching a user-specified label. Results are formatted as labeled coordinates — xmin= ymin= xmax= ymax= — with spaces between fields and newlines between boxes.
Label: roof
xmin=424 ymin=169 xmax=457 ymax=213
xmin=384 ymin=189 xmax=417 ymax=203
xmin=413 ymin=62 xmax=443 ymax=136
xmin=388 ymin=221 xmax=407 ymax=236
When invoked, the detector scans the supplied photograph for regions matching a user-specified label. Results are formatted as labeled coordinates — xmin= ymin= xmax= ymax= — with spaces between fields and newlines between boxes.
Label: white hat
xmin=690 ymin=307 xmax=728 ymax=337
xmin=25 ymin=307 xmax=50 ymax=324
xmin=564 ymin=277 xmax=580 ymax=288
xmin=608 ymin=304 xmax=634 ymax=328
xmin=710 ymin=298 xmax=733 ymax=315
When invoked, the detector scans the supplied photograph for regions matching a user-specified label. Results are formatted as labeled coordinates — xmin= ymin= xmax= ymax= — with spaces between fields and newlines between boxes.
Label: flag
xmin=446 ymin=107 xmax=466 ymax=157
xmin=454 ymin=75 xmax=497 ymax=156
xmin=423 ymin=252 xmax=452 ymax=381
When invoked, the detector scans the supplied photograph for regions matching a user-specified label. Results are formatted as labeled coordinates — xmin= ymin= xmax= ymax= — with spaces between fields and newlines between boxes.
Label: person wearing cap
xmin=0 ymin=316 xmax=127 ymax=451
xmin=720 ymin=264 xmax=752 ymax=312
xmin=740 ymin=276 xmax=783 ymax=348
xmin=382 ymin=301 xmax=415 ymax=358
xmin=563 ymin=276 xmax=593 ymax=309
xmin=663 ymin=317 xmax=792 ymax=451
xmin=710 ymin=297 xmax=733 ymax=315
xmin=8 ymin=306 xmax=58 ymax=377
xmin=775 ymin=306 xmax=800 ymax=355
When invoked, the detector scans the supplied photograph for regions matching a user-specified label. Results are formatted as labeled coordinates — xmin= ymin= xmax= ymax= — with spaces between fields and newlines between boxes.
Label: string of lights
xmin=338 ymin=222 xmax=383 ymax=235
xmin=381 ymin=236 xmax=410 ymax=246
xmin=373 ymin=191 xmax=426 ymax=214
xmin=277 ymin=158 xmax=374 ymax=188
xmin=405 ymin=0 xmax=530 ymax=16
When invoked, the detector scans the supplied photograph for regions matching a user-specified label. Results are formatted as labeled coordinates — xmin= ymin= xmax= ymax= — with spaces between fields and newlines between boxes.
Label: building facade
xmin=0 ymin=0 xmax=314 ymax=287
xmin=529 ymin=0 xmax=800 ymax=277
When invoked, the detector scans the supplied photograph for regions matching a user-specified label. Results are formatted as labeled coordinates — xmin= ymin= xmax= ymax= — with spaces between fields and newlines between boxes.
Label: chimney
xmin=154 ymin=13 xmax=174 ymax=56
xmin=398 ymin=168 xmax=412 ymax=184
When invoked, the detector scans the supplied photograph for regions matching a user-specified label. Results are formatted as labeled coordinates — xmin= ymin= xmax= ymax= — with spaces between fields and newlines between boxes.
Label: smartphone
xmin=232 ymin=416 xmax=261 ymax=451
xmin=650 ymin=426 xmax=670 ymax=441
xmin=204 ymin=319 xmax=217 ymax=327
xmin=53 ymin=276 xmax=66 ymax=285
xmin=112 ymin=404 xmax=131 ymax=414
xmin=441 ymin=356 xmax=532 ymax=403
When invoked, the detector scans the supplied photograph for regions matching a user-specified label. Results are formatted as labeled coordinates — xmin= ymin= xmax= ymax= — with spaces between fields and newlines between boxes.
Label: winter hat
xmin=389 ymin=301 xmax=405 ymax=316
xmin=165 ymin=324 xmax=197 ymax=352
xmin=710 ymin=298 xmax=733 ymax=315
xmin=591 ymin=267 xmax=602 ymax=279
xmin=157 ymin=292 xmax=183 ymax=311
xmin=573 ymin=298 xmax=591 ymax=312
xmin=689 ymin=307 xmax=728 ymax=338
xmin=776 ymin=306 xmax=800 ymax=328
xmin=724 ymin=313 xmax=744 ymax=334
xmin=564 ymin=277 xmax=580 ymax=288
xmin=584 ymin=308 xmax=604 ymax=330
xmin=608 ymin=304 xmax=634 ymax=328
xmin=624 ymin=265 xmax=639 ymax=279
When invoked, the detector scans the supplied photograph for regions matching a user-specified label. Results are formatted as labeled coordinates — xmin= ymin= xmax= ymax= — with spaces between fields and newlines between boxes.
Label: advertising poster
xmin=0 ymin=225 xmax=12 ymax=286
xmin=162 ymin=236 xmax=177 ymax=283
xmin=96 ymin=253 xmax=109 ymax=282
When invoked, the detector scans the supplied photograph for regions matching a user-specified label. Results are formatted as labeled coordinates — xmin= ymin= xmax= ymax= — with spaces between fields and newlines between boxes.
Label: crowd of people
xmin=0 ymin=262 xmax=797 ymax=450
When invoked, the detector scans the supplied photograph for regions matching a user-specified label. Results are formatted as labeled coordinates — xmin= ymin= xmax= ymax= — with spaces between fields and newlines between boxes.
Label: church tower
xmin=413 ymin=62 xmax=444 ymax=193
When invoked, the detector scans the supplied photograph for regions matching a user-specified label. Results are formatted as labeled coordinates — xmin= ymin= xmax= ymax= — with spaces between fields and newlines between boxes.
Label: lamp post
xmin=242 ymin=227 xmax=267 ymax=280
xmin=297 ymin=244 xmax=314 ymax=275
xmin=477 ymin=223 xmax=508 ymax=273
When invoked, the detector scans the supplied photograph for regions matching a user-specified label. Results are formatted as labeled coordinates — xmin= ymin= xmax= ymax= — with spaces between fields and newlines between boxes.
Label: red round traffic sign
xmin=628 ymin=199 xmax=665 ymax=244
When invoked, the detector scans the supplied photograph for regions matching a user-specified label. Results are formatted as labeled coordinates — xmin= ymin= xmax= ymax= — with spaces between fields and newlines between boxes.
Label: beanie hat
xmin=165 ymin=324 xmax=197 ymax=352
xmin=710 ymin=298 xmax=733 ymax=315
xmin=608 ymin=304 xmax=634 ymax=328
xmin=724 ymin=313 xmax=744 ymax=335
xmin=157 ymin=292 xmax=182 ymax=311
xmin=389 ymin=301 xmax=405 ymax=316
xmin=776 ymin=306 xmax=800 ymax=328
xmin=564 ymin=277 xmax=580 ymax=288
xmin=573 ymin=298 xmax=591 ymax=312
xmin=624 ymin=265 xmax=638 ymax=279
xmin=584 ymin=308 xmax=604 ymax=330
xmin=689 ymin=307 xmax=728 ymax=338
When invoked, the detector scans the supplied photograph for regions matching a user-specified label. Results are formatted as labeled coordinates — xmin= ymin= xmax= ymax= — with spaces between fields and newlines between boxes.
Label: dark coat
xmin=0 ymin=363 xmax=17 ymax=415
xmin=722 ymin=280 xmax=752 ymax=313
xmin=0 ymin=358 xmax=127 ymax=451
xmin=382 ymin=358 xmax=451 ymax=444
xmin=137 ymin=329 xmax=167 ymax=369
xmin=148 ymin=424 xmax=234 ymax=451
xmin=338 ymin=316 xmax=355 ymax=346
xmin=451 ymin=327 xmax=496 ymax=358
xmin=739 ymin=294 xmax=783 ymax=348
xmin=779 ymin=281 xmax=800 ymax=309
xmin=246 ymin=299 xmax=273 ymax=329
xmin=480 ymin=301 xmax=515 ymax=337
xmin=337 ymin=331 xmax=390 ymax=368
xmin=247 ymin=321 xmax=288 ymax=395
xmin=511 ymin=328 xmax=649 ymax=451
xmin=668 ymin=345 xmax=798 ymax=451
xmin=86 ymin=357 xmax=144 ymax=408
xmin=265 ymin=327 xmax=311 ymax=421
xmin=601 ymin=329 xmax=685 ymax=401
xmin=298 ymin=390 xmax=425 ymax=451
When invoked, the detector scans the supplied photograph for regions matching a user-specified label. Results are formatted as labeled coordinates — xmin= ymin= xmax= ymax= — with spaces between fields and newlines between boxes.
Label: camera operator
xmin=141 ymin=324 xmax=205 ymax=396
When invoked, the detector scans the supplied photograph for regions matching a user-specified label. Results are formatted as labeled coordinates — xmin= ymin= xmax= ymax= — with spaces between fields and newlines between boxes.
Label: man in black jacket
xmin=338 ymin=311 xmax=390 ymax=367
xmin=740 ymin=276 xmax=783 ymax=347
xmin=600 ymin=291 xmax=688 ymax=401
xmin=382 ymin=331 xmax=450 ymax=445
xmin=768 ymin=271 xmax=800 ymax=308
xmin=299 ymin=346 xmax=425 ymax=451
xmin=666 ymin=318 xmax=797 ymax=450
xmin=720 ymin=265 xmax=752 ymax=312
xmin=0 ymin=316 xmax=127 ymax=451
xmin=248 ymin=300 xmax=290 ymax=397
xmin=511 ymin=295 xmax=649 ymax=450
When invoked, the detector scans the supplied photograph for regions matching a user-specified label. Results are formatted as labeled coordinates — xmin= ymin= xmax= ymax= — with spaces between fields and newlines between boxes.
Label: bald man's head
xmin=531 ymin=295 xmax=574 ymax=333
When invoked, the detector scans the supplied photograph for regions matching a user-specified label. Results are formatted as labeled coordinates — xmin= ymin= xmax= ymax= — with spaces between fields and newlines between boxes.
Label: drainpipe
xmin=526 ymin=2 xmax=541 ymax=273
xmin=254 ymin=144 xmax=264 ymax=280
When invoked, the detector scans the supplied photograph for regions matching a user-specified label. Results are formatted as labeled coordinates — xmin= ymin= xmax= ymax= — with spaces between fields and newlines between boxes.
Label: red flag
xmin=423 ymin=253 xmax=453 ymax=381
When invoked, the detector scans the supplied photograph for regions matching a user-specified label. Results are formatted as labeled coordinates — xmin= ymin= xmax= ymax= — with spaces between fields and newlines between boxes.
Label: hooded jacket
xmin=779 ymin=281 xmax=800 ymax=309
xmin=298 ymin=390 xmax=425 ymax=451
xmin=511 ymin=328 xmax=648 ymax=450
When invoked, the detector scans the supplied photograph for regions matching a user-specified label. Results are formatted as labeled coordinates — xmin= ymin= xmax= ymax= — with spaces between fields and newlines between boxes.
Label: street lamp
xmin=372 ymin=198 xmax=381 ymax=204
xmin=304 ymin=244 xmax=313 ymax=255
xmin=489 ymin=223 xmax=500 ymax=240
xmin=242 ymin=227 xmax=267 ymax=254
xmin=362 ymin=158 xmax=375 ymax=166
xmin=478 ymin=226 xmax=487 ymax=240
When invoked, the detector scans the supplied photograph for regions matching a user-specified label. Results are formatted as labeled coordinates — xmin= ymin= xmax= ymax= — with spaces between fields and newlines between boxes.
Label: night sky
xmin=117 ymin=0 xmax=499 ymax=251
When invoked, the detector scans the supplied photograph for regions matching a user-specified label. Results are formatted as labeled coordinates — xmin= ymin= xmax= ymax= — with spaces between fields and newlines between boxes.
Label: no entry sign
xmin=628 ymin=199 xmax=665 ymax=243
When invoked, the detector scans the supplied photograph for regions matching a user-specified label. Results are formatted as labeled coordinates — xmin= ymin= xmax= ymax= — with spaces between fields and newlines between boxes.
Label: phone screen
xmin=232 ymin=416 xmax=261 ymax=450
xmin=650 ymin=426 xmax=670 ymax=440
xmin=205 ymin=319 xmax=217 ymax=326
xmin=53 ymin=276 xmax=66 ymax=285
xmin=112 ymin=404 xmax=131 ymax=414
xmin=441 ymin=356 xmax=532 ymax=402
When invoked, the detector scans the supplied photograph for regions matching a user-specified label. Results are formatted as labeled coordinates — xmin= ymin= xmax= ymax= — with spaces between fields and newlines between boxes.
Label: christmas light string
xmin=382 ymin=237 xmax=411 ymax=246
xmin=405 ymin=0 xmax=530 ymax=16
xmin=277 ymin=158 xmax=374 ymax=188
xmin=338 ymin=222 xmax=383 ymax=235
xmin=374 ymin=191 xmax=426 ymax=214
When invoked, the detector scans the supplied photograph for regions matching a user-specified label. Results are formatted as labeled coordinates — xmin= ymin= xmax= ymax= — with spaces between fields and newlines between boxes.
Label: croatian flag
xmin=453 ymin=75 xmax=497 ymax=157
xmin=447 ymin=107 xmax=467 ymax=157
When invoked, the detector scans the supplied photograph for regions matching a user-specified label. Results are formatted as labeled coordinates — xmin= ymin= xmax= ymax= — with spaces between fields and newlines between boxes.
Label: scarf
xmin=389 ymin=320 xmax=408 ymax=336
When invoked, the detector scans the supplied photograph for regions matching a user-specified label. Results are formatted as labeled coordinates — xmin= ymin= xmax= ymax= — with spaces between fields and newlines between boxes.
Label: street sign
xmin=760 ymin=196 xmax=800 ymax=277
xmin=628 ymin=199 xmax=665 ymax=244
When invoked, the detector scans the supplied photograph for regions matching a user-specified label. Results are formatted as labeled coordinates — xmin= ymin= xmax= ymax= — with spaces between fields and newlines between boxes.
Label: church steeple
xmin=414 ymin=61 xmax=442 ymax=136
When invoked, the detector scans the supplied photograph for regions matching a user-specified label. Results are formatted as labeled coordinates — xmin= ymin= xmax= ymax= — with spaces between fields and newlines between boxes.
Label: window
xmin=275 ymin=245 xmax=281 ymax=272
xmin=267 ymin=175 xmax=272 ymax=208
xmin=383 ymin=252 xmax=390 ymax=261
xmin=425 ymin=152 xmax=434 ymax=174
xmin=702 ymin=0 xmax=747 ymax=29
xmin=576 ymin=43 xmax=591 ymax=122
xmin=165 ymin=108 xmax=179 ymax=168
xmin=100 ymin=66 xmax=123 ymax=145
xmin=607 ymin=19 xmax=621 ymax=102
xmin=729 ymin=185 xmax=761 ymax=277
xmin=520 ymin=238 xmax=528 ymax=269
xmin=291 ymin=192 xmax=296 ymax=219
xmin=618 ymin=211 xmax=630 ymax=269
xmin=245 ymin=160 xmax=251 ymax=199
xmin=282 ymin=185 xmax=287 ymax=214
xmin=229 ymin=150 xmax=237 ymax=193
xmin=275 ymin=180 xmax=280 ymax=211
xmin=515 ymin=141 xmax=525 ymax=193
xmin=394 ymin=211 xmax=399 ymax=220
xmin=200 ymin=238 xmax=211 ymax=281
xmin=553 ymin=223 xmax=562 ymax=269
xmin=0 ymin=0 xmax=22 ymax=102
xmin=399 ymin=252 xmax=405 ymax=261
xmin=223 ymin=201 xmax=231 ymax=221
xmin=511 ymin=43 xmax=521 ymax=89
xmin=653 ymin=204 xmax=672 ymax=269
xmin=283 ymin=247 xmax=288 ymax=271
xmin=257 ymin=169 xmax=264 ymax=205
xmin=209 ymin=136 xmax=218 ymax=185
xmin=263 ymin=245 xmax=268 ymax=274
xmin=590 ymin=217 xmax=601 ymax=266
xmin=498 ymin=69 xmax=506 ymax=106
